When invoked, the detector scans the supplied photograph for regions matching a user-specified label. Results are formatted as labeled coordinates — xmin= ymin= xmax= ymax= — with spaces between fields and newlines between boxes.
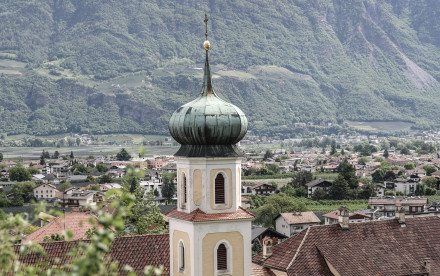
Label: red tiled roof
xmin=16 ymin=234 xmax=170 ymax=275
xmin=277 ymin=211 xmax=320 ymax=225
xmin=322 ymin=210 xmax=369 ymax=220
xmin=253 ymin=217 xmax=440 ymax=276
xmin=167 ymin=207 xmax=254 ymax=222
xmin=252 ymin=263 xmax=276 ymax=276
xmin=23 ymin=212 xmax=98 ymax=243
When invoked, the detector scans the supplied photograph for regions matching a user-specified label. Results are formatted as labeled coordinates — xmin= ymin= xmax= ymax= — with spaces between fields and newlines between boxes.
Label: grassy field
xmin=346 ymin=120 xmax=413 ymax=132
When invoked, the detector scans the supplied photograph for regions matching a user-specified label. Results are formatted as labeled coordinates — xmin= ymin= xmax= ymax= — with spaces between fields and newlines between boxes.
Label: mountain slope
xmin=0 ymin=0 xmax=440 ymax=137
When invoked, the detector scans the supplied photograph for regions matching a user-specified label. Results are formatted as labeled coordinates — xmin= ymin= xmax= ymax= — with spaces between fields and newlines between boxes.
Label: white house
xmin=322 ymin=209 xmax=370 ymax=225
xmin=33 ymin=184 xmax=59 ymax=201
xmin=275 ymin=211 xmax=321 ymax=237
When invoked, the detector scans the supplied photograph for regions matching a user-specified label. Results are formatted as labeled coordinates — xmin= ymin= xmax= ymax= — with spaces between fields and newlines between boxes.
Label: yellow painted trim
xmin=202 ymin=232 xmax=244 ymax=276
xmin=173 ymin=230 xmax=191 ymax=276
xmin=210 ymin=168 xmax=233 ymax=210
xmin=193 ymin=169 xmax=202 ymax=206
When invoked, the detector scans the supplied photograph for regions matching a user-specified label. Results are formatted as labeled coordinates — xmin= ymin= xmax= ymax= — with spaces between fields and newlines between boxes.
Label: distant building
xmin=306 ymin=178 xmax=332 ymax=198
xmin=275 ymin=211 xmax=321 ymax=237
xmin=368 ymin=197 xmax=428 ymax=218
xmin=322 ymin=209 xmax=370 ymax=225
xmin=242 ymin=183 xmax=277 ymax=196
xmin=33 ymin=184 xmax=59 ymax=201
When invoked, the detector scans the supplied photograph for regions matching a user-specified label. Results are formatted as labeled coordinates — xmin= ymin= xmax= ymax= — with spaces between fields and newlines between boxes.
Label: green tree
xmin=10 ymin=181 xmax=35 ymax=203
xmin=0 ymin=152 xmax=3 ymax=162
xmin=422 ymin=176 xmax=438 ymax=188
xmin=311 ymin=189 xmax=326 ymax=200
xmin=358 ymin=157 xmax=369 ymax=165
xmin=161 ymin=173 xmax=176 ymax=204
xmin=291 ymin=171 xmax=313 ymax=188
xmin=263 ymin=149 xmax=273 ymax=160
xmin=86 ymin=175 xmax=96 ymax=182
xmin=338 ymin=159 xmax=358 ymax=189
xmin=70 ymin=151 xmax=74 ymax=159
xmin=27 ymin=167 xmax=40 ymax=175
xmin=422 ymin=165 xmax=437 ymax=176
xmin=40 ymin=155 xmax=45 ymax=165
xmin=9 ymin=164 xmax=32 ymax=182
xmin=252 ymin=239 xmax=263 ymax=254
xmin=88 ymin=184 xmax=101 ymax=191
xmin=330 ymin=141 xmax=336 ymax=155
xmin=341 ymin=148 xmax=345 ymax=155
xmin=404 ymin=162 xmax=415 ymax=170
xmin=360 ymin=182 xmax=377 ymax=199
xmin=0 ymin=193 xmax=11 ymax=207
xmin=415 ymin=184 xmax=425 ymax=196
xmin=328 ymin=175 xmax=350 ymax=200
xmin=372 ymin=169 xmax=385 ymax=183
xmin=139 ymin=146 xmax=146 ymax=158
xmin=52 ymin=150 xmax=60 ymax=159
xmin=58 ymin=181 xmax=72 ymax=192
xmin=254 ymin=193 xmax=305 ymax=228
xmin=383 ymin=149 xmax=389 ymax=158
xmin=116 ymin=148 xmax=131 ymax=161
xmin=400 ymin=148 xmax=410 ymax=155
xmin=99 ymin=174 xmax=113 ymax=184
xmin=96 ymin=163 xmax=109 ymax=173
xmin=121 ymin=180 xmax=165 ymax=235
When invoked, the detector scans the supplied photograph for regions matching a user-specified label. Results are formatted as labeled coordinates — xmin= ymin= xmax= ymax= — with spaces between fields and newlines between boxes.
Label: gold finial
xmin=203 ymin=14 xmax=210 ymax=51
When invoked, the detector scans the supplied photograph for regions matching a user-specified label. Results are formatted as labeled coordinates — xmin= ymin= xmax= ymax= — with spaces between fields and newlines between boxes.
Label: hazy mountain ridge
xmin=0 ymin=0 xmax=439 ymax=137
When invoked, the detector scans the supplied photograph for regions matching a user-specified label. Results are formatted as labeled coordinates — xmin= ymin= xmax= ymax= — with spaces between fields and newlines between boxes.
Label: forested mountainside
xmin=0 ymin=0 xmax=440 ymax=137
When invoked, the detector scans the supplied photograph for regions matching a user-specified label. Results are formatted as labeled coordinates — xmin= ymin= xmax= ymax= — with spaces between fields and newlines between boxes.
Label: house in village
xmin=33 ymin=184 xmax=59 ymax=201
xmin=242 ymin=182 xmax=277 ymax=196
xmin=306 ymin=178 xmax=332 ymax=198
xmin=58 ymin=190 xmax=104 ymax=208
xmin=322 ymin=209 xmax=370 ymax=225
xmin=275 ymin=211 xmax=321 ymax=237
xmin=368 ymin=197 xmax=428 ymax=218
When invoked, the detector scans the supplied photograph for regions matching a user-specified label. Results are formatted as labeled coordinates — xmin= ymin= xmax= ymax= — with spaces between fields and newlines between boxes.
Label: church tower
xmin=167 ymin=15 xmax=253 ymax=276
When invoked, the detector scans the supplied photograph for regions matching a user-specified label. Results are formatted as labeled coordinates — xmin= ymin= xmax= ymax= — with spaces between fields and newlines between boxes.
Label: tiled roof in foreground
xmin=253 ymin=216 xmax=440 ymax=276
xmin=17 ymin=234 xmax=170 ymax=275
xmin=167 ymin=206 xmax=255 ymax=222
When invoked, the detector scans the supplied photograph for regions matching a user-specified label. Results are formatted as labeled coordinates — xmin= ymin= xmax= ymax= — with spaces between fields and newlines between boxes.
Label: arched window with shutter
xmin=217 ymin=243 xmax=227 ymax=271
xmin=215 ymin=173 xmax=225 ymax=204
xmin=178 ymin=241 xmax=185 ymax=272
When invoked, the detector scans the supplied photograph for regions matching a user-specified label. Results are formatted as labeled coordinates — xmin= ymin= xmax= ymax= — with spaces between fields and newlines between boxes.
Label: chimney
xmin=423 ymin=258 xmax=431 ymax=274
xmin=395 ymin=205 xmax=405 ymax=226
xmin=262 ymin=237 xmax=273 ymax=258
xmin=338 ymin=206 xmax=349 ymax=231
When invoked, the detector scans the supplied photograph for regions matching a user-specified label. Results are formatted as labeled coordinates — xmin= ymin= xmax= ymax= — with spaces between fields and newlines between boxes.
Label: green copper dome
xmin=168 ymin=48 xmax=248 ymax=157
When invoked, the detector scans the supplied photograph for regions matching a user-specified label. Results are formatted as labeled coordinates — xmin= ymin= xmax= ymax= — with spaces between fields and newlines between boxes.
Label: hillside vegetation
xmin=0 ymin=0 xmax=440 ymax=137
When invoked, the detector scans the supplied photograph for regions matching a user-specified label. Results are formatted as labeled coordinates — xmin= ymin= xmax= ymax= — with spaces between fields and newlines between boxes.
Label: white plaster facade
xmin=275 ymin=217 xmax=319 ymax=237
xmin=34 ymin=184 xmax=58 ymax=200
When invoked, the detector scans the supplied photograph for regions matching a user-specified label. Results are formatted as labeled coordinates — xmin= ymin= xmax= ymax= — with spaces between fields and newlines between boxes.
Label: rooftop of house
xmin=276 ymin=211 xmax=321 ymax=225
xmin=253 ymin=216 xmax=440 ymax=275
xmin=305 ymin=178 xmax=332 ymax=187
xmin=368 ymin=196 xmax=428 ymax=205
xmin=23 ymin=212 xmax=98 ymax=243
xmin=322 ymin=210 xmax=370 ymax=220
xmin=17 ymin=233 xmax=170 ymax=275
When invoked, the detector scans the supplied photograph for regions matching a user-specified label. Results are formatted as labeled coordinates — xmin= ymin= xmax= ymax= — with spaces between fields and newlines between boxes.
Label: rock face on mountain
xmin=0 ymin=0 xmax=440 ymax=136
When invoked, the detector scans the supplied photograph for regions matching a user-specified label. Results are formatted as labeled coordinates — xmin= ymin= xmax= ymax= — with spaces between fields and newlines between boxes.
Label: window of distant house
xmin=215 ymin=173 xmax=225 ymax=205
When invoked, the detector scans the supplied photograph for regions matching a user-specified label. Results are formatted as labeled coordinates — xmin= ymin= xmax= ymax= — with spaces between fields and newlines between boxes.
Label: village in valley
xmin=2 ymin=129 xmax=440 ymax=247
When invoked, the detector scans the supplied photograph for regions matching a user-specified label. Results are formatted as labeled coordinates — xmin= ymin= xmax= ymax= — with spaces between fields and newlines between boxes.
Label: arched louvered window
xmin=217 ymin=244 xmax=227 ymax=270
xmin=178 ymin=241 xmax=185 ymax=271
xmin=215 ymin=173 xmax=225 ymax=204
xmin=182 ymin=173 xmax=187 ymax=204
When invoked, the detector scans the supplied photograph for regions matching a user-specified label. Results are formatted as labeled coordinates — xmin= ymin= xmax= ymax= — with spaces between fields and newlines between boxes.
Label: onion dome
xmin=168 ymin=15 xmax=248 ymax=157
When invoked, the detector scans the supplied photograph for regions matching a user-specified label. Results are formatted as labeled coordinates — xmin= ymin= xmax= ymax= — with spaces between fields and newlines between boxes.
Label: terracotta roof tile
xmin=16 ymin=234 xmax=170 ymax=275
xmin=167 ymin=206 xmax=254 ymax=222
xmin=254 ymin=217 xmax=440 ymax=276
xmin=23 ymin=212 xmax=98 ymax=243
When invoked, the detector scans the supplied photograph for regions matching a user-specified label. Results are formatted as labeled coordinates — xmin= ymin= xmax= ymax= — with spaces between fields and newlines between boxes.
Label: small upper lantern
xmin=168 ymin=15 xmax=248 ymax=157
